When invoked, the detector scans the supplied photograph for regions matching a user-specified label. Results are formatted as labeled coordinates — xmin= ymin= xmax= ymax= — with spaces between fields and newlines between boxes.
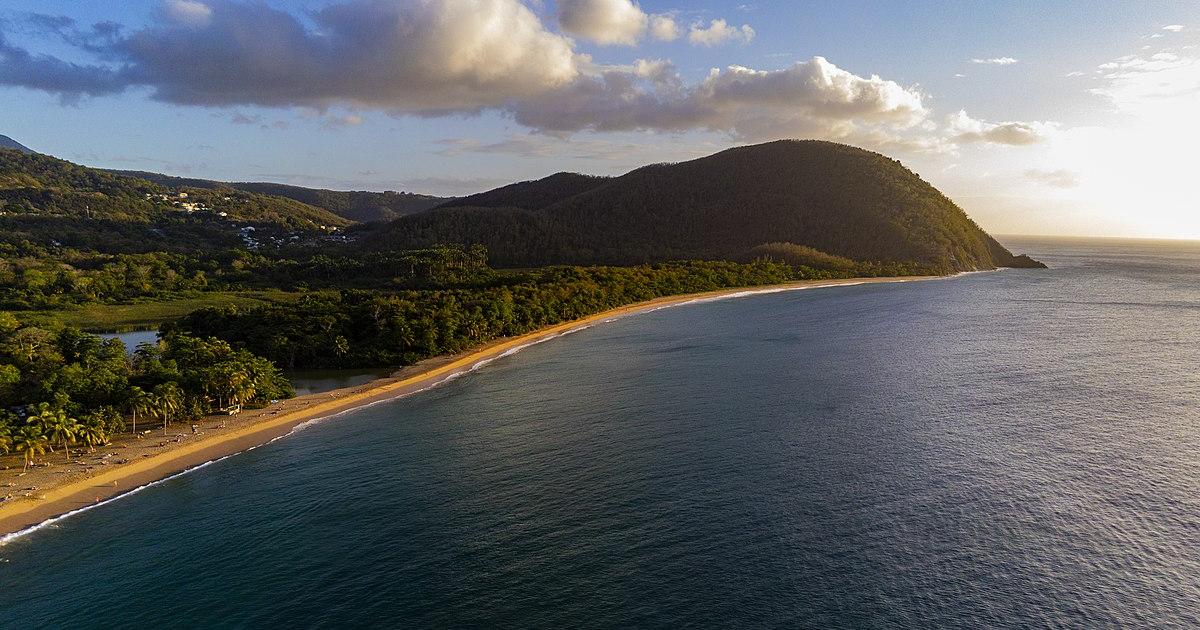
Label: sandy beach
xmin=0 ymin=275 xmax=931 ymax=540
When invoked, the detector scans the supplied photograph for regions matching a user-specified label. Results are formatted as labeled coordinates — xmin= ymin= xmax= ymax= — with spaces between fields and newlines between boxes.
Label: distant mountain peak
xmin=0 ymin=135 xmax=34 ymax=154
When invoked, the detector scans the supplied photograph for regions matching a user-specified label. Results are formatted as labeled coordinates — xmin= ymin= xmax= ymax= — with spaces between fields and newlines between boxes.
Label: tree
xmin=2 ymin=326 xmax=60 ymax=366
xmin=152 ymin=382 xmax=182 ymax=434
xmin=39 ymin=407 xmax=82 ymax=462
xmin=0 ymin=421 xmax=12 ymax=454
xmin=14 ymin=425 xmax=48 ymax=471
xmin=128 ymin=386 xmax=153 ymax=436
xmin=77 ymin=415 xmax=108 ymax=452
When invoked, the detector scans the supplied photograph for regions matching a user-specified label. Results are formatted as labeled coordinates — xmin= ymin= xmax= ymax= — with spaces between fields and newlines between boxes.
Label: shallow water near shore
xmin=285 ymin=368 xmax=397 ymax=396
xmin=2 ymin=237 xmax=1199 ymax=627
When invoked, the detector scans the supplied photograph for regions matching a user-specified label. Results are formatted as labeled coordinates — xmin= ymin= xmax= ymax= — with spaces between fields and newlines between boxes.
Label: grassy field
xmin=11 ymin=290 xmax=320 ymax=331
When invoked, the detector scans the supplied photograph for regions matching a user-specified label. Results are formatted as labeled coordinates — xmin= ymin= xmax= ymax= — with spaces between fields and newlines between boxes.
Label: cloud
xmin=556 ymin=0 xmax=678 ymax=45
xmin=322 ymin=113 xmax=364 ymax=128
xmin=557 ymin=0 xmax=646 ymax=46
xmin=1163 ymin=25 xmax=1184 ymax=32
xmin=648 ymin=14 xmax=680 ymax=41
xmin=0 ymin=32 xmax=126 ymax=102
xmin=161 ymin=0 xmax=214 ymax=27
xmin=2 ymin=0 xmax=580 ymax=113
xmin=1092 ymin=46 xmax=1200 ymax=107
xmin=0 ymin=1 xmax=1044 ymax=155
xmin=1025 ymin=168 xmax=1079 ymax=188
xmin=969 ymin=57 xmax=1018 ymax=65
xmin=513 ymin=56 xmax=927 ymax=141
xmin=688 ymin=19 xmax=755 ymax=46
xmin=947 ymin=110 xmax=1055 ymax=145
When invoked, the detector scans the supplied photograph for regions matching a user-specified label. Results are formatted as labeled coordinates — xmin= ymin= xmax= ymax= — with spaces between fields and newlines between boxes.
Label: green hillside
xmin=370 ymin=140 xmax=1043 ymax=272
xmin=0 ymin=149 xmax=350 ymax=252
xmin=114 ymin=171 xmax=446 ymax=223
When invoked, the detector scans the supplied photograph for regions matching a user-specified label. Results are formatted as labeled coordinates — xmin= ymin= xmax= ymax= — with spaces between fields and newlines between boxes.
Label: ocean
xmin=2 ymin=236 xmax=1198 ymax=627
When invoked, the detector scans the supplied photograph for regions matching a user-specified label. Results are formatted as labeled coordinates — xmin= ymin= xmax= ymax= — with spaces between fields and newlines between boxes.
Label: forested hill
xmin=371 ymin=140 xmax=1044 ymax=273
xmin=115 ymin=171 xmax=446 ymax=223
xmin=0 ymin=149 xmax=351 ymax=251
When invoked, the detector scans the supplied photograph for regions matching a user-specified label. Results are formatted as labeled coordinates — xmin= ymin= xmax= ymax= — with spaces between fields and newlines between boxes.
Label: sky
xmin=1 ymin=0 xmax=1197 ymax=239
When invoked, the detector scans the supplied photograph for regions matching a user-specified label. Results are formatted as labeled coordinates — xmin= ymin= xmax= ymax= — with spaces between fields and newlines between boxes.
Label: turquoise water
xmin=2 ymin=237 xmax=1199 ymax=627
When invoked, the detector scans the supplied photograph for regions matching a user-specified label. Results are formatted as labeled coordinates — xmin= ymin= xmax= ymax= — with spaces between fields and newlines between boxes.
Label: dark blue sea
xmin=3 ymin=237 xmax=1199 ymax=628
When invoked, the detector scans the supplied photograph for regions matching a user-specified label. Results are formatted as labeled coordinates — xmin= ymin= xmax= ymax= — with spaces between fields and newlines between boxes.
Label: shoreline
xmin=0 ymin=275 xmax=934 ymax=542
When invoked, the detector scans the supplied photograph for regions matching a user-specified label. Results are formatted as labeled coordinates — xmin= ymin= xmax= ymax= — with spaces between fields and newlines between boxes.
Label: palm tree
xmin=39 ymin=408 xmax=82 ymax=462
xmin=0 ymin=423 xmax=12 ymax=454
xmin=14 ymin=425 xmax=48 ymax=471
xmin=153 ymin=382 xmax=183 ymax=434
xmin=77 ymin=417 xmax=108 ymax=452
xmin=128 ymin=386 xmax=153 ymax=436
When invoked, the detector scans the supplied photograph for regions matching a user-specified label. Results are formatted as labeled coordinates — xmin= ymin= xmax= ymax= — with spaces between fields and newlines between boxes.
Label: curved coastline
xmin=0 ymin=275 xmax=936 ymax=542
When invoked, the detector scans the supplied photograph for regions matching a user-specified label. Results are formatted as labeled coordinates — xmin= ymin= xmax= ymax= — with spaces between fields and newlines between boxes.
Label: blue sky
xmin=2 ymin=1 xmax=1198 ymax=237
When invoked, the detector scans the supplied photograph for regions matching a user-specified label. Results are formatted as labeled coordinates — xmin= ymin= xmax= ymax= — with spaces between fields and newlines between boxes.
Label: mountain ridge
xmin=369 ymin=140 xmax=1044 ymax=272
xmin=112 ymin=171 xmax=447 ymax=223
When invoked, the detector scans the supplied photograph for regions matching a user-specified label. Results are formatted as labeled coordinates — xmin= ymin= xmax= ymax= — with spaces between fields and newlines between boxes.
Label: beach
xmin=0 ymin=275 xmax=931 ymax=540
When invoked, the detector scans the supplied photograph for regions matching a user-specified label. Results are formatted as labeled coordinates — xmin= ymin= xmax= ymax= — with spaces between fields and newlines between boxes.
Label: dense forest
xmin=0 ymin=243 xmax=491 ymax=309
xmin=0 ymin=312 xmax=291 ymax=468
xmin=371 ymin=140 xmax=1046 ymax=272
xmin=168 ymin=259 xmax=856 ymax=369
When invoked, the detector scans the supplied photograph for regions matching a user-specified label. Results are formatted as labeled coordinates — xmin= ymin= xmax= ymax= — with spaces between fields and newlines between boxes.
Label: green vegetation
xmin=0 ymin=242 xmax=490 ymax=312
xmin=114 ymin=171 xmax=446 ymax=223
xmin=0 ymin=138 xmax=1048 ymax=471
xmin=17 ymin=291 xmax=309 ymax=331
xmin=0 ymin=149 xmax=350 ymax=253
xmin=370 ymin=140 xmax=1046 ymax=272
xmin=168 ymin=259 xmax=853 ymax=369
xmin=0 ymin=312 xmax=292 ymax=468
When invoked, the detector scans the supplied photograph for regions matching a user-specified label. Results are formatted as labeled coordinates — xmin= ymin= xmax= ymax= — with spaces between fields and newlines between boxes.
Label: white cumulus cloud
xmin=0 ymin=0 xmax=1050 ymax=156
xmin=513 ymin=56 xmax=927 ymax=142
xmin=648 ymin=13 xmax=680 ymax=41
xmin=557 ymin=0 xmax=647 ymax=46
xmin=556 ymin=0 xmax=679 ymax=45
xmin=688 ymin=19 xmax=755 ymax=47
xmin=947 ymin=110 xmax=1056 ymax=145
xmin=116 ymin=0 xmax=580 ymax=111
xmin=969 ymin=57 xmax=1018 ymax=65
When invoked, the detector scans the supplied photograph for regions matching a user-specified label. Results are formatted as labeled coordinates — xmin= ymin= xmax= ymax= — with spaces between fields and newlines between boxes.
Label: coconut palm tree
xmin=153 ymin=382 xmax=183 ymax=434
xmin=77 ymin=416 xmax=108 ymax=452
xmin=39 ymin=408 xmax=82 ymax=462
xmin=14 ymin=425 xmax=48 ymax=471
xmin=128 ymin=386 xmax=153 ymax=436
